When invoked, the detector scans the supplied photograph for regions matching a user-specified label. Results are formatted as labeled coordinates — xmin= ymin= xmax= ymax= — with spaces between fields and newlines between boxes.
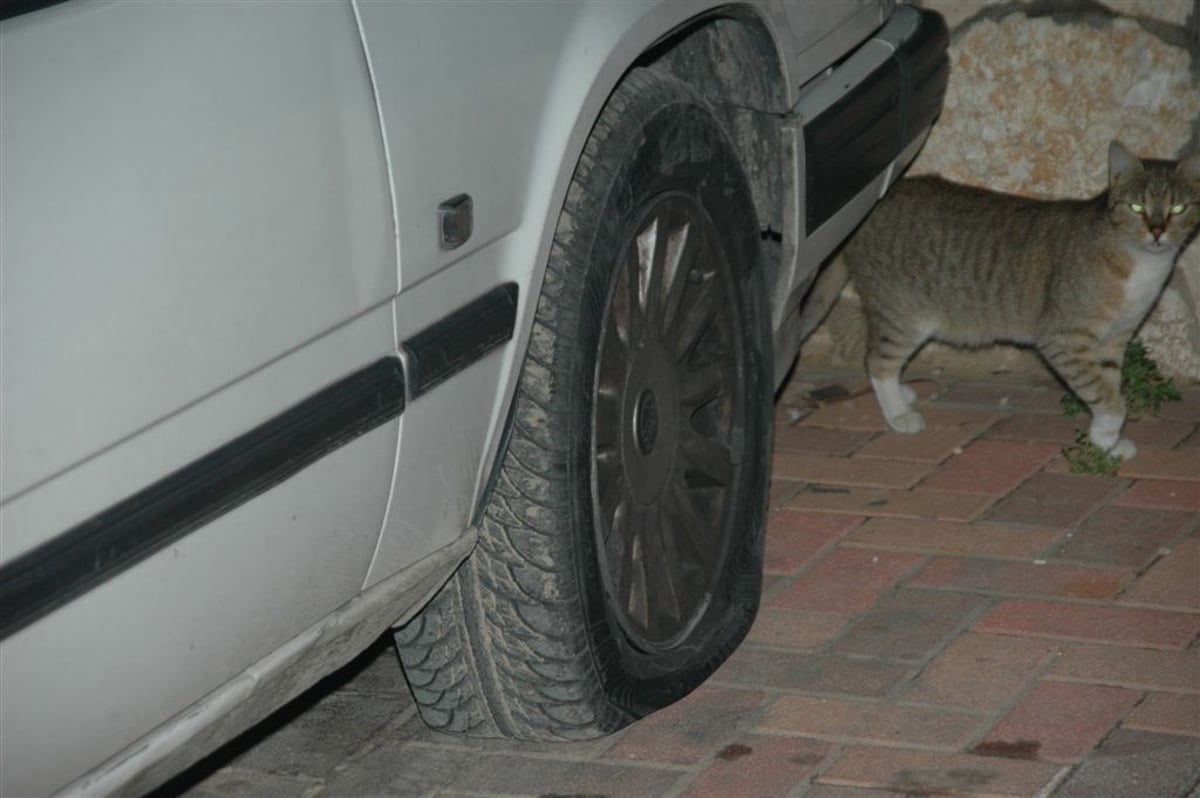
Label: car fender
xmin=358 ymin=0 xmax=802 ymax=586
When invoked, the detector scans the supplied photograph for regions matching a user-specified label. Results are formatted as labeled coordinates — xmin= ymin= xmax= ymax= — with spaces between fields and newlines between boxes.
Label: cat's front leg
xmin=1088 ymin=335 xmax=1137 ymax=459
xmin=1040 ymin=333 xmax=1137 ymax=459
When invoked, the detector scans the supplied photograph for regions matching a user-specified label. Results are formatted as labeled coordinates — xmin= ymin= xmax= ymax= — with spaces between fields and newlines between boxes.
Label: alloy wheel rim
xmin=591 ymin=193 xmax=746 ymax=651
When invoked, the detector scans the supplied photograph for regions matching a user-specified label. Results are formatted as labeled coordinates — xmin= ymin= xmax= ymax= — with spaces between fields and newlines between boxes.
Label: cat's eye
xmin=1128 ymin=202 xmax=1144 ymax=214
xmin=1171 ymin=203 xmax=1188 ymax=215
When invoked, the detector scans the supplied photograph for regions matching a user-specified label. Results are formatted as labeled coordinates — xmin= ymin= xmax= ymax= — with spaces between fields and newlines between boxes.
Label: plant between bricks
xmin=1060 ymin=338 xmax=1181 ymax=419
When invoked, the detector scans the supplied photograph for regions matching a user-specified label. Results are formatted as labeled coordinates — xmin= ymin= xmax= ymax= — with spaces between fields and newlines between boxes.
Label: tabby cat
xmin=797 ymin=140 xmax=1200 ymax=459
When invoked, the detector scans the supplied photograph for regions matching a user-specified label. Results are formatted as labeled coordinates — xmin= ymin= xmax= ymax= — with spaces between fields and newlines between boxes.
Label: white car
xmin=0 ymin=1 xmax=947 ymax=794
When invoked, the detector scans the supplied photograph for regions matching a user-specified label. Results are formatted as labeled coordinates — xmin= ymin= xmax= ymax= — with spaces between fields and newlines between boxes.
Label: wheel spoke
xmin=630 ymin=217 xmax=660 ymax=346
xmin=646 ymin=506 xmax=684 ymax=632
xmin=595 ymin=445 xmax=624 ymax=521
xmin=610 ymin=245 xmax=643 ymax=348
xmin=679 ymin=425 xmax=734 ymax=487
xmin=620 ymin=507 xmax=651 ymax=631
xmin=658 ymin=214 xmax=693 ymax=334
xmin=666 ymin=271 xmax=717 ymax=362
xmin=679 ymin=361 xmax=731 ymax=407
xmin=664 ymin=478 xmax=717 ymax=571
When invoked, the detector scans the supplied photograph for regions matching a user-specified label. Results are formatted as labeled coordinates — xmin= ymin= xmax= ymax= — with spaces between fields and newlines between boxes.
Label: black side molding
xmin=402 ymin=282 xmax=518 ymax=399
xmin=804 ymin=8 xmax=949 ymax=233
xmin=0 ymin=0 xmax=69 ymax=21
xmin=0 ymin=358 xmax=407 ymax=642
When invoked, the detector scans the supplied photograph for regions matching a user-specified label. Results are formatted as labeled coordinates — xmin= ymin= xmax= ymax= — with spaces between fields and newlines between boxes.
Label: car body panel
xmin=0 ymin=1 xmax=398 ymax=793
xmin=0 ymin=0 xmax=395 ymax=509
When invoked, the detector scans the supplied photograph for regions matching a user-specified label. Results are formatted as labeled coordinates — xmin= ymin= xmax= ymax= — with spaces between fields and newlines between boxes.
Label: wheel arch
xmin=474 ymin=3 xmax=793 ymax=521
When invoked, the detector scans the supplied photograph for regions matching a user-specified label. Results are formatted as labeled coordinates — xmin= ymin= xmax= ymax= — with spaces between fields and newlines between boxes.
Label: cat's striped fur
xmin=798 ymin=141 xmax=1200 ymax=459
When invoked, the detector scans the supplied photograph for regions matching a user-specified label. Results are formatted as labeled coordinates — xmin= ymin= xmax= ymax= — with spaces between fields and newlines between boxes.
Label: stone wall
xmin=802 ymin=0 xmax=1200 ymax=383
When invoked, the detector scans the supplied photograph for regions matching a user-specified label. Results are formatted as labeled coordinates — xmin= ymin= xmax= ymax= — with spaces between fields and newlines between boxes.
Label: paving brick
xmin=920 ymin=407 xmax=1008 ymax=434
xmin=800 ymin=392 xmax=892 ymax=431
xmin=855 ymin=426 xmax=976 ymax=463
xmin=764 ymin=510 xmax=863 ymax=574
xmin=909 ymin=557 xmax=1134 ymax=600
xmin=1115 ymin=449 xmax=1200 ymax=481
xmin=681 ymin=735 xmax=830 ymax=798
xmin=758 ymin=696 xmax=979 ymax=748
xmin=942 ymin=381 xmax=1066 ymax=413
xmin=1050 ymin=728 xmax=1200 ymax=798
xmin=984 ymin=473 xmax=1127 ymax=527
xmin=975 ymin=599 xmax=1200 ymax=649
xmin=713 ymin=647 xmax=909 ymax=697
xmin=774 ymin=423 xmax=876 ymax=456
xmin=919 ymin=439 xmax=1059 ymax=495
xmin=1047 ymin=505 xmax=1197 ymax=568
xmin=230 ymin=689 xmax=409 ymax=778
xmin=904 ymin=633 xmax=1058 ymax=711
xmin=1155 ymin=391 xmax=1200 ymax=422
xmin=1116 ymin=478 xmax=1200 ymax=511
xmin=802 ymin=786 xmax=898 ymax=798
xmin=978 ymin=681 xmax=1139 ymax=763
xmin=844 ymin=517 xmax=1062 ymax=558
xmin=1123 ymin=691 xmax=1200 ymax=736
xmin=769 ymin=478 xmax=803 ymax=508
xmin=435 ymin=750 xmax=684 ymax=797
xmin=773 ymin=452 xmax=934 ymax=490
xmin=180 ymin=767 xmax=322 ymax=798
xmin=989 ymin=414 xmax=1196 ymax=451
xmin=1177 ymin=426 xmax=1200 ymax=449
xmin=832 ymin=588 xmax=988 ymax=662
xmin=1047 ymin=644 xmax=1200 ymax=692
xmin=985 ymin=413 xmax=1086 ymax=444
xmin=818 ymin=746 xmax=1064 ymax=796
xmin=1121 ymin=538 xmax=1200 ymax=610
xmin=604 ymin=684 xmax=765 ymax=765
xmin=316 ymin=745 xmax=478 ymax=797
xmin=784 ymin=485 xmax=994 ymax=522
xmin=1127 ymin=418 xmax=1199 ymax=450
xmin=744 ymin=608 xmax=848 ymax=649
xmin=769 ymin=548 xmax=923 ymax=614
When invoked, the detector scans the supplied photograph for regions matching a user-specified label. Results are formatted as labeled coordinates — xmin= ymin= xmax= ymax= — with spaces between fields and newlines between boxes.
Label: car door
xmin=0 ymin=1 xmax=397 ymax=794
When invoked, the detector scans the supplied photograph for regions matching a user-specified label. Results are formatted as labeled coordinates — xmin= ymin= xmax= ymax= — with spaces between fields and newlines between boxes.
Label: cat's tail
xmin=795 ymin=255 xmax=850 ymax=342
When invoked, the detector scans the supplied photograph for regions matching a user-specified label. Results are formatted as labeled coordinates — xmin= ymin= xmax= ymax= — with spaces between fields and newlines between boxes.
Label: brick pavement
xmin=165 ymin=369 xmax=1200 ymax=798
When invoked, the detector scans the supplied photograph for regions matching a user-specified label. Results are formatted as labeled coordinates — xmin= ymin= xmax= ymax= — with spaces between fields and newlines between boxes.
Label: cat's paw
xmin=900 ymin=384 xmax=918 ymax=404
xmin=886 ymin=410 xmax=925 ymax=435
xmin=1107 ymin=438 xmax=1138 ymax=460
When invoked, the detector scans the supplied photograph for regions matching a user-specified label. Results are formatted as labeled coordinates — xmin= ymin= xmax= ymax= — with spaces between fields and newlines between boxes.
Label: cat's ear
xmin=1108 ymin=140 xmax=1143 ymax=187
xmin=1177 ymin=151 xmax=1200 ymax=185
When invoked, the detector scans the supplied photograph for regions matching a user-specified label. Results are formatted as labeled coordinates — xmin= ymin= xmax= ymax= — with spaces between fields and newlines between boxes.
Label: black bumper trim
xmin=804 ymin=8 xmax=949 ymax=233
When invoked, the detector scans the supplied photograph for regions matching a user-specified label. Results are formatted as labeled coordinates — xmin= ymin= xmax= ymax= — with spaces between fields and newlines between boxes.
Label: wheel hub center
xmin=633 ymin=389 xmax=659 ymax=455
xmin=621 ymin=341 xmax=679 ymax=504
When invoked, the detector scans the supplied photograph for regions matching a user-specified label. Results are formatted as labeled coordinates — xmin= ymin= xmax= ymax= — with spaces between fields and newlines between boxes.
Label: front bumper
xmin=795 ymin=5 xmax=950 ymax=233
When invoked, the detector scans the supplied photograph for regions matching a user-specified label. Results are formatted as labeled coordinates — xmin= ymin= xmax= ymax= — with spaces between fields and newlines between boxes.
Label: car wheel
xmin=394 ymin=67 xmax=772 ymax=739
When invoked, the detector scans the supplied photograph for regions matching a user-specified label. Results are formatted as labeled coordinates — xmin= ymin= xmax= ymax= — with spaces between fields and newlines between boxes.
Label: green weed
xmin=1061 ymin=339 xmax=1180 ymax=419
